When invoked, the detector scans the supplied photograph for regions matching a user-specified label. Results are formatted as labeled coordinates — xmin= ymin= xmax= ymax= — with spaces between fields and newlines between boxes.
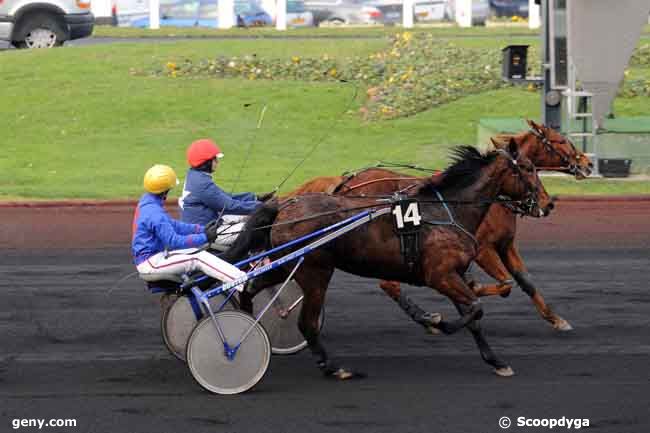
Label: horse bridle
xmin=528 ymin=127 xmax=584 ymax=177
xmin=495 ymin=149 xmax=540 ymax=217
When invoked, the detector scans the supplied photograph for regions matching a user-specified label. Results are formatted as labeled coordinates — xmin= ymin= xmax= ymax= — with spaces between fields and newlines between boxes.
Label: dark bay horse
xmin=226 ymin=145 xmax=549 ymax=379
xmin=285 ymin=120 xmax=593 ymax=332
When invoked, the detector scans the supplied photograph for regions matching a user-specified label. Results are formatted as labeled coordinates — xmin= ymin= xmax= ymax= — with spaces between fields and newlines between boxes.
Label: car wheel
xmin=13 ymin=13 xmax=66 ymax=49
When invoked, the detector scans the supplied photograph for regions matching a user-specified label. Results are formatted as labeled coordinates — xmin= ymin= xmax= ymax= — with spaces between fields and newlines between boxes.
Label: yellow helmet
xmin=143 ymin=164 xmax=178 ymax=194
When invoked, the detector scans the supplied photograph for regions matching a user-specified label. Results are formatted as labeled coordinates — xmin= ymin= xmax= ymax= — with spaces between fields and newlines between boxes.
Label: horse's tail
xmin=219 ymin=202 xmax=280 ymax=264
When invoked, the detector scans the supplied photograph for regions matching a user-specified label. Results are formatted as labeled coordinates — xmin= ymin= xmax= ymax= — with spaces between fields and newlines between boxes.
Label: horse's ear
xmin=507 ymin=137 xmax=519 ymax=159
xmin=490 ymin=137 xmax=500 ymax=148
xmin=527 ymin=118 xmax=543 ymax=132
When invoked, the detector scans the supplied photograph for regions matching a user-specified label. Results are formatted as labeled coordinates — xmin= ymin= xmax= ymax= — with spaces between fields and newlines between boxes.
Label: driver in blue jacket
xmin=132 ymin=164 xmax=246 ymax=289
xmin=179 ymin=139 xmax=274 ymax=250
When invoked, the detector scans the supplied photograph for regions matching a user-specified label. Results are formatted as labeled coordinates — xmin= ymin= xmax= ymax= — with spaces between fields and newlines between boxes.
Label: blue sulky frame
xmin=175 ymin=207 xmax=392 ymax=361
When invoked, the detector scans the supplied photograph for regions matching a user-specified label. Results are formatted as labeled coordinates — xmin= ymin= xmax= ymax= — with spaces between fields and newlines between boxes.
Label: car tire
xmin=13 ymin=12 xmax=67 ymax=49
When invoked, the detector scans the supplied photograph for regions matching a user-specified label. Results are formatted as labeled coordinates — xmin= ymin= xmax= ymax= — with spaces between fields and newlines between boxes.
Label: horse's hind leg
xmin=379 ymin=280 xmax=442 ymax=334
xmin=453 ymin=301 xmax=514 ymax=377
xmin=502 ymin=243 xmax=573 ymax=331
xmin=294 ymin=265 xmax=364 ymax=380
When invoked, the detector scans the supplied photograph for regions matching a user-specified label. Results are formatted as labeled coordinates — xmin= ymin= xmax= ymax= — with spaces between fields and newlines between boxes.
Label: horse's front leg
xmin=295 ymin=265 xmax=365 ymax=380
xmin=453 ymin=301 xmax=514 ymax=377
xmin=430 ymin=271 xmax=513 ymax=376
xmin=502 ymin=243 xmax=573 ymax=331
xmin=379 ymin=280 xmax=442 ymax=334
xmin=473 ymin=246 xmax=515 ymax=298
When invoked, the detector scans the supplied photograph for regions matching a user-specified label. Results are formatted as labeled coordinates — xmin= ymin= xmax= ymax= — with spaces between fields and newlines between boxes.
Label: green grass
xmin=1 ymin=35 xmax=649 ymax=200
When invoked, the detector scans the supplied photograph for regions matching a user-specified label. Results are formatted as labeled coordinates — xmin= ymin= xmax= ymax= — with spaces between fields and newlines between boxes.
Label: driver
xmin=179 ymin=138 xmax=274 ymax=250
xmin=132 ymin=164 xmax=246 ymax=289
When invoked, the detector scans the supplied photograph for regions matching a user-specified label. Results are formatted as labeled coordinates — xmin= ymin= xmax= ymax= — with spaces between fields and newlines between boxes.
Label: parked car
xmin=131 ymin=0 xmax=273 ymax=28
xmin=286 ymin=0 xmax=314 ymax=27
xmin=304 ymin=0 xmax=382 ymax=26
xmin=446 ymin=0 xmax=489 ymax=26
xmin=413 ymin=0 xmax=448 ymax=23
xmin=0 ymin=0 xmax=94 ymax=48
xmin=364 ymin=0 xmax=401 ymax=25
xmin=489 ymin=0 xmax=528 ymax=18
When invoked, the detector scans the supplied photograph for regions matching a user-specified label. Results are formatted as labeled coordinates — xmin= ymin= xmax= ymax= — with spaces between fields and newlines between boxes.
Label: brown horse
xmin=284 ymin=120 xmax=593 ymax=331
xmin=226 ymin=144 xmax=550 ymax=379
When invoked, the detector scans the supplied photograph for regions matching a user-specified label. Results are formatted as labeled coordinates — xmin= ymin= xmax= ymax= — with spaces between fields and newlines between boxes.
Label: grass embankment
xmin=1 ymin=31 xmax=649 ymax=200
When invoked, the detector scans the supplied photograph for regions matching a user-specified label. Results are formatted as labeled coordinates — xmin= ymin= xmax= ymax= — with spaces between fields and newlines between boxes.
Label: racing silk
xmin=179 ymin=168 xmax=261 ymax=225
xmin=131 ymin=193 xmax=206 ymax=265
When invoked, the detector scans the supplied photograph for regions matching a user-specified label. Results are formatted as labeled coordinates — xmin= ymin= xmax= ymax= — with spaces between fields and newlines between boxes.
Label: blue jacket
xmin=179 ymin=168 xmax=261 ymax=225
xmin=131 ymin=193 xmax=207 ymax=265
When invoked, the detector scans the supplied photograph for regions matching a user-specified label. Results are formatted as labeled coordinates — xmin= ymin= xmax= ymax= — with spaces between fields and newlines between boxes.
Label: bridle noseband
xmin=495 ymin=149 xmax=540 ymax=217
xmin=528 ymin=127 xmax=583 ymax=176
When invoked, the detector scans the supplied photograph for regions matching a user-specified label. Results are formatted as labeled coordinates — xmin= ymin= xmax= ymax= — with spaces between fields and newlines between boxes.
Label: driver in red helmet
xmin=179 ymin=139 xmax=275 ymax=251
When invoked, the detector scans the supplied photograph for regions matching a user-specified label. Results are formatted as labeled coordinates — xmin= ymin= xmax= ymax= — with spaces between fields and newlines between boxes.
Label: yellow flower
xmin=402 ymin=31 xmax=412 ymax=42
xmin=328 ymin=68 xmax=338 ymax=77
xmin=291 ymin=56 xmax=301 ymax=64
xmin=171 ymin=71 xmax=177 ymax=78
xmin=166 ymin=62 xmax=177 ymax=70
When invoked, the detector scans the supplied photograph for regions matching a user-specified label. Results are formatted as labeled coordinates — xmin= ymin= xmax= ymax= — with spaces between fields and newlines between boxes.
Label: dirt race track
xmin=1 ymin=198 xmax=649 ymax=433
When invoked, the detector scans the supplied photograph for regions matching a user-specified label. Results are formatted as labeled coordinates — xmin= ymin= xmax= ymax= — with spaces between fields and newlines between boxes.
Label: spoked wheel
xmin=161 ymin=294 xmax=235 ymax=362
xmin=253 ymin=280 xmax=324 ymax=355
xmin=187 ymin=311 xmax=271 ymax=395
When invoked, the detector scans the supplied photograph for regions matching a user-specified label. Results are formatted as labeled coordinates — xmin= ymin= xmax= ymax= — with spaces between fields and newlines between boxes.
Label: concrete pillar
xmin=276 ymin=0 xmax=287 ymax=30
xmin=218 ymin=0 xmax=235 ymax=29
xmin=529 ymin=0 xmax=541 ymax=29
xmin=455 ymin=0 xmax=472 ymax=27
xmin=149 ymin=0 xmax=159 ymax=29
xmin=403 ymin=0 xmax=414 ymax=28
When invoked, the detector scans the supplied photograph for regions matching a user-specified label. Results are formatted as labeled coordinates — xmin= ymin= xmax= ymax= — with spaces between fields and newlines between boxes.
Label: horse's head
xmin=496 ymin=138 xmax=553 ymax=218
xmin=525 ymin=119 xmax=593 ymax=179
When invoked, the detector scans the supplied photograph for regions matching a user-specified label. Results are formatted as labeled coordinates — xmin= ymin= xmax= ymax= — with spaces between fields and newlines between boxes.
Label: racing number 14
xmin=392 ymin=202 xmax=422 ymax=229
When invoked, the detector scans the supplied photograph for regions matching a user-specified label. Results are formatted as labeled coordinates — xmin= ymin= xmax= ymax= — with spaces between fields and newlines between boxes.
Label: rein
xmin=339 ymin=177 xmax=421 ymax=193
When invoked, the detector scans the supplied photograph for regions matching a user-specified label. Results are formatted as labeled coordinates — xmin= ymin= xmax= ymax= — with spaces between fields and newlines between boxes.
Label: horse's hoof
xmin=494 ymin=366 xmax=515 ymax=377
xmin=327 ymin=368 xmax=366 ymax=381
xmin=422 ymin=312 xmax=442 ymax=335
xmin=553 ymin=318 xmax=573 ymax=332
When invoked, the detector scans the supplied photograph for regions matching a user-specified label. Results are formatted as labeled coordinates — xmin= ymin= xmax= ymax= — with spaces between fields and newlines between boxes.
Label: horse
xmin=284 ymin=120 xmax=593 ymax=332
xmin=225 ymin=144 xmax=550 ymax=379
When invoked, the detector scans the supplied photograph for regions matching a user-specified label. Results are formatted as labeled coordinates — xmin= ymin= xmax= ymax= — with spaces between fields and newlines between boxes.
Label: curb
xmin=2 ymin=195 xmax=650 ymax=208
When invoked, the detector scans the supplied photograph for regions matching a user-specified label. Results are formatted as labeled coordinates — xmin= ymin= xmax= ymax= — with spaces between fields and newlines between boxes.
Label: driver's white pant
xmin=210 ymin=214 xmax=248 ymax=251
xmin=137 ymin=248 xmax=246 ymax=291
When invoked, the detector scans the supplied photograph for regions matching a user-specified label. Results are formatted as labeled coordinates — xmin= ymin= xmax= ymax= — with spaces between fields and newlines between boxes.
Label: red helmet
xmin=186 ymin=139 xmax=224 ymax=168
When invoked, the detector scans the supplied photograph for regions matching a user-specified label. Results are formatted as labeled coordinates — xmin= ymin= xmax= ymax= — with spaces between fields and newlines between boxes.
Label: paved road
xmin=2 ymin=242 xmax=649 ymax=433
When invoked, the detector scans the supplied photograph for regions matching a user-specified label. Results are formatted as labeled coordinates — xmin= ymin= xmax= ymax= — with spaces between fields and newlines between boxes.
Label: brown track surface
xmin=2 ymin=198 xmax=649 ymax=250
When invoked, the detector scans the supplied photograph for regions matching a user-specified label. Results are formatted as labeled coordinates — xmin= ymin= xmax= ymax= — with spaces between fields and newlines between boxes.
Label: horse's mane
xmin=420 ymin=146 xmax=499 ymax=193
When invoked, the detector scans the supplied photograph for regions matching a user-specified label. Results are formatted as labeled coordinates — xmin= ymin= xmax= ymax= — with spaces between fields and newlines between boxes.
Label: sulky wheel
xmin=253 ymin=280 xmax=324 ymax=355
xmin=186 ymin=311 xmax=271 ymax=395
xmin=161 ymin=293 xmax=235 ymax=362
